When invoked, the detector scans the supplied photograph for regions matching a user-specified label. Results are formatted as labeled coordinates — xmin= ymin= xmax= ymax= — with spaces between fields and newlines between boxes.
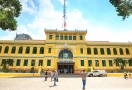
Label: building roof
xmin=14 ymin=33 xmax=33 ymax=40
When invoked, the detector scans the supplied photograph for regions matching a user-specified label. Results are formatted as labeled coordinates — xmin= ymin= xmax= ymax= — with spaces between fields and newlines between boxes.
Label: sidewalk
xmin=0 ymin=77 xmax=132 ymax=90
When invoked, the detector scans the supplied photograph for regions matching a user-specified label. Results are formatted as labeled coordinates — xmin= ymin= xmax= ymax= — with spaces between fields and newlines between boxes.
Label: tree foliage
xmin=113 ymin=58 xmax=127 ymax=70
xmin=1 ymin=59 xmax=14 ymax=70
xmin=0 ymin=0 xmax=22 ymax=31
xmin=110 ymin=0 xmax=132 ymax=20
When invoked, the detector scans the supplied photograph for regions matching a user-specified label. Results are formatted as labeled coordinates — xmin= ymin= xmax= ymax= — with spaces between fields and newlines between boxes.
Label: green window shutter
xmin=125 ymin=48 xmax=130 ymax=55
xmin=11 ymin=46 xmax=16 ymax=54
xmin=47 ymin=60 xmax=51 ymax=66
xmin=69 ymin=36 xmax=72 ymax=40
xmin=24 ymin=60 xmax=28 ymax=66
xmin=16 ymin=59 xmax=21 ymax=66
xmin=64 ymin=36 xmax=68 ymax=40
xmin=100 ymin=48 xmax=104 ymax=55
xmin=4 ymin=46 xmax=9 ymax=53
xmin=49 ymin=35 xmax=52 ymax=40
xmin=87 ymin=48 xmax=91 ymax=54
xmin=31 ymin=60 xmax=35 ymax=66
xmin=48 ymin=48 xmax=51 ymax=53
xmin=60 ymin=36 xmax=63 ymax=40
xmin=26 ymin=47 xmax=30 ymax=54
xmin=109 ymin=60 xmax=113 ymax=66
xmin=102 ymin=60 xmax=106 ymax=67
xmin=40 ymin=47 xmax=44 ymax=54
xmin=113 ymin=48 xmax=117 ymax=55
xmin=81 ymin=60 xmax=84 ymax=66
xmin=80 ymin=48 xmax=83 ymax=54
xmin=56 ymin=35 xmax=59 ymax=40
xmin=107 ymin=48 xmax=111 ymax=55
xmin=39 ymin=60 xmax=43 ymax=66
xmin=80 ymin=36 xmax=83 ymax=40
xmin=94 ymin=48 xmax=98 ymax=55
xmin=18 ymin=47 xmax=23 ymax=54
xmin=73 ymin=36 xmax=76 ymax=40
xmin=0 ymin=46 xmax=2 ymax=53
xmin=88 ymin=60 xmax=92 ymax=66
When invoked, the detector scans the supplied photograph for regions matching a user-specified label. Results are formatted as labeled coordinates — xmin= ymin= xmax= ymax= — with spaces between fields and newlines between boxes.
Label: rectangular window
xmin=31 ymin=60 xmax=35 ymax=66
xmin=38 ymin=60 xmax=43 ymax=66
xmin=69 ymin=36 xmax=72 ymax=40
xmin=64 ymin=36 xmax=68 ymax=40
xmin=88 ymin=60 xmax=92 ymax=66
xmin=16 ymin=59 xmax=21 ymax=66
xmin=73 ymin=36 xmax=76 ymax=40
xmin=109 ymin=60 xmax=113 ymax=66
xmin=81 ymin=60 xmax=84 ymax=66
xmin=80 ymin=36 xmax=83 ymax=40
xmin=80 ymin=48 xmax=83 ymax=54
xmin=48 ymin=48 xmax=51 ymax=53
xmin=60 ymin=36 xmax=63 ymax=40
xmin=95 ymin=60 xmax=99 ymax=67
xmin=49 ymin=35 xmax=52 ymax=40
xmin=56 ymin=35 xmax=59 ymax=40
xmin=47 ymin=60 xmax=51 ymax=66
xmin=24 ymin=60 xmax=28 ymax=66
xmin=102 ymin=60 xmax=106 ymax=67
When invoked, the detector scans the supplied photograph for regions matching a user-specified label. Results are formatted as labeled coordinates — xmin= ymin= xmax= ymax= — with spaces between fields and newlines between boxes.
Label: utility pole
xmin=63 ymin=0 xmax=67 ymax=31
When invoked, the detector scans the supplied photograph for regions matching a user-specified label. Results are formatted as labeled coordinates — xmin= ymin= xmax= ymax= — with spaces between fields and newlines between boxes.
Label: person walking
xmin=45 ymin=69 xmax=49 ymax=81
xmin=80 ymin=69 xmax=87 ymax=90
xmin=124 ymin=71 xmax=127 ymax=79
xmin=51 ymin=70 xmax=54 ymax=82
xmin=53 ymin=70 xmax=58 ymax=86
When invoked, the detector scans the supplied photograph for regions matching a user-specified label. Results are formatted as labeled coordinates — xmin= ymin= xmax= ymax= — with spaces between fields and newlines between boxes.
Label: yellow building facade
xmin=0 ymin=29 xmax=132 ymax=73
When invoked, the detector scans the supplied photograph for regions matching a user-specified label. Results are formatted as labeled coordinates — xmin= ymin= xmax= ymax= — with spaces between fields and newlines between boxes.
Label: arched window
xmin=119 ymin=48 xmax=123 ymax=55
xmin=4 ymin=46 xmax=9 ymax=53
xmin=58 ymin=49 xmax=73 ymax=59
xmin=94 ymin=48 xmax=98 ymax=55
xmin=33 ymin=47 xmax=37 ymax=54
xmin=11 ymin=46 xmax=16 ymax=54
xmin=18 ymin=46 xmax=23 ymax=54
xmin=125 ymin=48 xmax=130 ymax=55
xmin=25 ymin=47 xmax=30 ymax=54
xmin=40 ymin=47 xmax=44 ymax=54
xmin=0 ymin=46 xmax=2 ymax=53
xmin=113 ymin=48 xmax=117 ymax=55
xmin=87 ymin=48 xmax=91 ymax=54
xmin=100 ymin=48 xmax=104 ymax=55
xmin=107 ymin=48 xmax=111 ymax=55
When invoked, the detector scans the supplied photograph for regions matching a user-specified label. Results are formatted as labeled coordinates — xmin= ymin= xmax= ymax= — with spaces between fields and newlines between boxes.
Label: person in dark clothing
xmin=45 ymin=69 xmax=49 ymax=81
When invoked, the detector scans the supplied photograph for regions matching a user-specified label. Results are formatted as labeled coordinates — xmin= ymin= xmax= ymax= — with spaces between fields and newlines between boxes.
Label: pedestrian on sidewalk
xmin=45 ymin=69 xmax=49 ymax=81
xmin=124 ymin=71 xmax=127 ymax=79
xmin=80 ymin=69 xmax=87 ymax=90
xmin=51 ymin=70 xmax=54 ymax=82
xmin=53 ymin=70 xmax=58 ymax=86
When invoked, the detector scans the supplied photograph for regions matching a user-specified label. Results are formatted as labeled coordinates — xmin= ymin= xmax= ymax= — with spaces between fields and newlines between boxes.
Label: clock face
xmin=63 ymin=53 xmax=68 ymax=58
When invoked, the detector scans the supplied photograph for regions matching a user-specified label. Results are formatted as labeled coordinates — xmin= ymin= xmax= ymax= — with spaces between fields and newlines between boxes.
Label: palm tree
xmin=128 ymin=58 xmax=132 ymax=66
xmin=113 ymin=58 xmax=127 ymax=70
xmin=1 ymin=59 xmax=14 ymax=70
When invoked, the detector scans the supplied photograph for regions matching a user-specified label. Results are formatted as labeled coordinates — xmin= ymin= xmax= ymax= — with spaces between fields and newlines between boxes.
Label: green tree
xmin=110 ymin=0 xmax=132 ymax=20
xmin=113 ymin=58 xmax=127 ymax=70
xmin=0 ymin=0 xmax=22 ymax=31
xmin=1 ymin=59 xmax=14 ymax=71
xmin=128 ymin=58 xmax=132 ymax=66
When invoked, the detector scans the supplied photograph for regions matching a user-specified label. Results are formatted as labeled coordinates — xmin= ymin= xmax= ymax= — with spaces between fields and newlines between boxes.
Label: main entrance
xmin=57 ymin=63 xmax=74 ymax=73
xmin=57 ymin=49 xmax=74 ymax=73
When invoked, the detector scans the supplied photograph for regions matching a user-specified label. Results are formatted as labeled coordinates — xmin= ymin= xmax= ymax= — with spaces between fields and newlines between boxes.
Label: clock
xmin=63 ymin=53 xmax=68 ymax=58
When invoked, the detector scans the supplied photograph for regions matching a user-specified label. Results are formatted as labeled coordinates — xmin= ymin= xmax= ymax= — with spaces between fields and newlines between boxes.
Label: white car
xmin=87 ymin=70 xmax=107 ymax=77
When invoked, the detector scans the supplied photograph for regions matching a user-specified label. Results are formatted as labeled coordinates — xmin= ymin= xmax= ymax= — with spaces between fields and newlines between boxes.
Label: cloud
xmin=20 ymin=0 xmax=37 ymax=14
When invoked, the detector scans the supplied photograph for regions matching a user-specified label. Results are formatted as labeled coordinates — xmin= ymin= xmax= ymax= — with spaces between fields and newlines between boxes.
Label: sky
xmin=0 ymin=0 xmax=132 ymax=42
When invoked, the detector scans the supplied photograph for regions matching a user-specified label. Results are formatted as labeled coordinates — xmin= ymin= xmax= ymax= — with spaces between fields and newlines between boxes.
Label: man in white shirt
xmin=80 ymin=69 xmax=87 ymax=90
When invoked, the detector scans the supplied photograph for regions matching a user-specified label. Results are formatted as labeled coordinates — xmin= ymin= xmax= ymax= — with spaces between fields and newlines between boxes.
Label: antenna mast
xmin=63 ymin=0 xmax=67 ymax=31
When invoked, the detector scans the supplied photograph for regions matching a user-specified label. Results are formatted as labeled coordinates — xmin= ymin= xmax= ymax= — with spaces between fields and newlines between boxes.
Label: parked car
xmin=87 ymin=70 xmax=107 ymax=77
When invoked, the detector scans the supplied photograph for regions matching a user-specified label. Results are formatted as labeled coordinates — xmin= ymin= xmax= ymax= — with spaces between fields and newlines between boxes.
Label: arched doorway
xmin=57 ymin=49 xmax=74 ymax=74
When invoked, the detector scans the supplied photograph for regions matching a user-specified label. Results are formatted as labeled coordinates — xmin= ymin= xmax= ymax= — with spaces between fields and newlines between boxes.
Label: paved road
xmin=0 ymin=77 xmax=132 ymax=90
